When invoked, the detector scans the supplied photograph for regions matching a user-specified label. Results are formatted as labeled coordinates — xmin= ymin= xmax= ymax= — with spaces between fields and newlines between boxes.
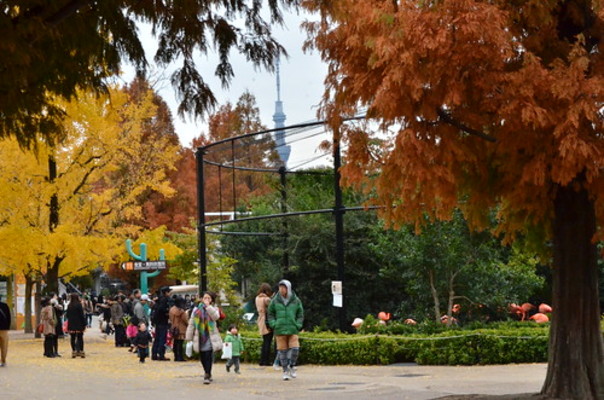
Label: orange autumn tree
xmin=160 ymin=92 xmax=278 ymax=233
xmin=200 ymin=91 xmax=279 ymax=214
xmin=303 ymin=0 xmax=604 ymax=399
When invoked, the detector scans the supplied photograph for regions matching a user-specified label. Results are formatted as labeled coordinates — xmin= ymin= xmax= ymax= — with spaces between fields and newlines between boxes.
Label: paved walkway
xmin=0 ymin=327 xmax=546 ymax=400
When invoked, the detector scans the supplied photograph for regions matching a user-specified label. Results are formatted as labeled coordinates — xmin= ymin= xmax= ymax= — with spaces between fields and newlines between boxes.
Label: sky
xmin=123 ymin=9 xmax=332 ymax=169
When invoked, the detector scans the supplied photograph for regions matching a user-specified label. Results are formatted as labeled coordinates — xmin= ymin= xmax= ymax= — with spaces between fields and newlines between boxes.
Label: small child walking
xmin=225 ymin=324 xmax=244 ymax=374
xmin=126 ymin=316 xmax=139 ymax=353
xmin=133 ymin=322 xmax=153 ymax=363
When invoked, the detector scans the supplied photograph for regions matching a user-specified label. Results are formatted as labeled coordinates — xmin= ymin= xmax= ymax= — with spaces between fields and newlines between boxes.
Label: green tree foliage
xmin=167 ymin=229 xmax=239 ymax=306
xmin=377 ymin=212 xmax=544 ymax=324
xmin=1 ymin=0 xmax=297 ymax=148
xmin=220 ymin=170 xmax=543 ymax=330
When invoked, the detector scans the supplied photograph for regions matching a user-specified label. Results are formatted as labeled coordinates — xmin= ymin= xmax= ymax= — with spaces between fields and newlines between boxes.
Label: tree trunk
xmin=24 ymin=274 xmax=33 ymax=334
xmin=45 ymin=257 xmax=60 ymax=295
xmin=34 ymin=279 xmax=41 ymax=338
xmin=428 ymin=269 xmax=441 ymax=323
xmin=541 ymin=179 xmax=604 ymax=399
xmin=446 ymin=272 xmax=456 ymax=327
xmin=8 ymin=274 xmax=16 ymax=330
xmin=45 ymin=154 xmax=60 ymax=295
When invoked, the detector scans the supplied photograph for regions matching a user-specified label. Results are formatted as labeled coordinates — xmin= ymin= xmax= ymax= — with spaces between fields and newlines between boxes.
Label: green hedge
xmin=410 ymin=330 xmax=548 ymax=365
xmin=238 ymin=327 xmax=549 ymax=366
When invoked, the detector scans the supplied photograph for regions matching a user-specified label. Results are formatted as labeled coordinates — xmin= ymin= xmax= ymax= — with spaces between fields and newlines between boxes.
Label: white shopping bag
xmin=185 ymin=341 xmax=194 ymax=358
xmin=221 ymin=342 xmax=232 ymax=359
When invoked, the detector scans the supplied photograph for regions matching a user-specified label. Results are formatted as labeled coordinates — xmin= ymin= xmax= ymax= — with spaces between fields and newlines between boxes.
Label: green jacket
xmin=225 ymin=332 xmax=244 ymax=356
xmin=267 ymin=292 xmax=304 ymax=335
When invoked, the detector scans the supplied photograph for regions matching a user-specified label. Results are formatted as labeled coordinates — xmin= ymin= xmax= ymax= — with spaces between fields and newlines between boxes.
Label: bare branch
xmin=436 ymin=107 xmax=497 ymax=143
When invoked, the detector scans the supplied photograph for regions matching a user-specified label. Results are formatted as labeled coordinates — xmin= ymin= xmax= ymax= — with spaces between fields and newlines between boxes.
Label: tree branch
xmin=452 ymin=295 xmax=476 ymax=305
xmin=14 ymin=0 xmax=93 ymax=26
xmin=85 ymin=209 xmax=112 ymax=235
xmin=436 ymin=107 xmax=497 ymax=143
xmin=45 ymin=0 xmax=95 ymax=26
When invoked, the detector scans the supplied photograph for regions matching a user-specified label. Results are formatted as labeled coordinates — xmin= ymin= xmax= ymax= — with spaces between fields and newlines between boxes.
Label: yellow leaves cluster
xmin=0 ymin=85 xmax=179 ymax=280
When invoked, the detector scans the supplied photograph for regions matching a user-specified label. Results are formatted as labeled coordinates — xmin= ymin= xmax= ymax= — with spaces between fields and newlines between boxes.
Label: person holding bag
xmin=224 ymin=324 xmax=244 ymax=374
xmin=185 ymin=291 xmax=222 ymax=384
xmin=40 ymin=297 xmax=57 ymax=358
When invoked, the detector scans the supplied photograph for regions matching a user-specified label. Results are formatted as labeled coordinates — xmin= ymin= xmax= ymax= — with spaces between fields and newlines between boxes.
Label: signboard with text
xmin=331 ymin=280 xmax=342 ymax=308
xmin=121 ymin=260 xmax=167 ymax=271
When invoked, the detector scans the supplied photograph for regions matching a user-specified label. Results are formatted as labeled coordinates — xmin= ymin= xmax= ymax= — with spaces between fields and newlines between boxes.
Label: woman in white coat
xmin=186 ymin=291 xmax=223 ymax=384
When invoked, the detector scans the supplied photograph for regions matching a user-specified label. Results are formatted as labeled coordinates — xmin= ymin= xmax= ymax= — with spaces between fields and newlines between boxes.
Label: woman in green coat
xmin=267 ymin=279 xmax=304 ymax=381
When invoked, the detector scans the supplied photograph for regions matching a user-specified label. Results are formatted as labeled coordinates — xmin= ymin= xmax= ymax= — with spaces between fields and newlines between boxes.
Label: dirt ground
xmin=1 ymin=326 xmax=548 ymax=400
xmin=438 ymin=396 xmax=552 ymax=400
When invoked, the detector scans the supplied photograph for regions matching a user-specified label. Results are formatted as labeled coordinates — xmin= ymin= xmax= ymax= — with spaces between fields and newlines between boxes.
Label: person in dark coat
xmin=0 ymin=294 xmax=11 ymax=366
xmin=151 ymin=287 xmax=172 ymax=361
xmin=66 ymin=293 xmax=87 ymax=358
xmin=133 ymin=322 xmax=153 ymax=363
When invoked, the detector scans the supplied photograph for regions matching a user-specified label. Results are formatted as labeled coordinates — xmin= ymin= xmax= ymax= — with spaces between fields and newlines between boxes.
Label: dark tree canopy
xmin=1 ymin=0 xmax=297 ymax=148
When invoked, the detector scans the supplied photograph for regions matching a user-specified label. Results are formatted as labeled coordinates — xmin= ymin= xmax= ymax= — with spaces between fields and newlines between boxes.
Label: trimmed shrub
xmin=238 ymin=325 xmax=549 ymax=366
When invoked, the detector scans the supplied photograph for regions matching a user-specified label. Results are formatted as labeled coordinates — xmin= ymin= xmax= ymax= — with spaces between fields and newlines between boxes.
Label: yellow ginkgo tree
xmin=0 ymin=85 xmax=179 ymax=306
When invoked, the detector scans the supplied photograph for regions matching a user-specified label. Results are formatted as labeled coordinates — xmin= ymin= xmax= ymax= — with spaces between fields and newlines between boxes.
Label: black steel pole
xmin=231 ymin=141 xmax=237 ymax=219
xmin=333 ymin=131 xmax=346 ymax=332
xmin=196 ymin=148 xmax=208 ymax=294
xmin=279 ymin=166 xmax=290 ymax=278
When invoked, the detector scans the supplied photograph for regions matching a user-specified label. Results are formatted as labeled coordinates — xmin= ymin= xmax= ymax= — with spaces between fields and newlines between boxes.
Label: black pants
xmin=52 ymin=334 xmax=59 ymax=355
xmin=200 ymin=350 xmax=213 ymax=376
xmin=70 ymin=332 xmax=84 ymax=352
xmin=260 ymin=331 xmax=273 ymax=365
xmin=138 ymin=347 xmax=149 ymax=362
xmin=152 ymin=324 xmax=168 ymax=358
xmin=44 ymin=335 xmax=55 ymax=356
xmin=173 ymin=339 xmax=185 ymax=361
xmin=114 ymin=325 xmax=126 ymax=347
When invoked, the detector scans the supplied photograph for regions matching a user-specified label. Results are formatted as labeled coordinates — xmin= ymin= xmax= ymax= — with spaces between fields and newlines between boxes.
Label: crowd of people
xmin=30 ymin=279 xmax=305 ymax=384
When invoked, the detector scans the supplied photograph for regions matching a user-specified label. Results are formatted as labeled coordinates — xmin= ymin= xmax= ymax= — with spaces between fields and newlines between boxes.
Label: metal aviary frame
xmin=195 ymin=117 xmax=374 ymax=331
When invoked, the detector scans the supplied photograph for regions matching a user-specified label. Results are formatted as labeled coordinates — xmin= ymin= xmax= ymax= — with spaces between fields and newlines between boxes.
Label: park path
xmin=0 ymin=326 xmax=546 ymax=400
